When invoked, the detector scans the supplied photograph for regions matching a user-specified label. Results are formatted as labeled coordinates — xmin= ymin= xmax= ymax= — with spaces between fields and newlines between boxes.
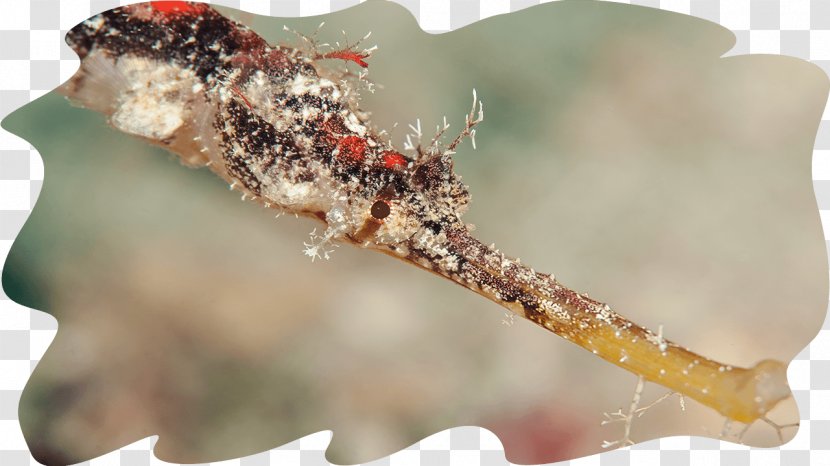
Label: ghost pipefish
xmin=58 ymin=1 xmax=793 ymax=437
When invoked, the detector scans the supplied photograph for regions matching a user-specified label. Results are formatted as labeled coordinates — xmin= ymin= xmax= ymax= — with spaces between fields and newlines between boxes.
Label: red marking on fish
xmin=322 ymin=50 xmax=370 ymax=68
xmin=335 ymin=135 xmax=368 ymax=162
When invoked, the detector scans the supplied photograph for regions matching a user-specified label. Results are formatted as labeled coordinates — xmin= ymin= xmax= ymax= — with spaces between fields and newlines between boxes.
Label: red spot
xmin=322 ymin=50 xmax=370 ymax=68
xmin=335 ymin=136 xmax=367 ymax=163
xmin=381 ymin=151 xmax=407 ymax=169
xmin=151 ymin=1 xmax=200 ymax=14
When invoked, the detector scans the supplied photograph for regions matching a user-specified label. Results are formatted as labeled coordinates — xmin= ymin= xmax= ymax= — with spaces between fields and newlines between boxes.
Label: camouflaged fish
xmin=59 ymin=1 xmax=793 ymax=442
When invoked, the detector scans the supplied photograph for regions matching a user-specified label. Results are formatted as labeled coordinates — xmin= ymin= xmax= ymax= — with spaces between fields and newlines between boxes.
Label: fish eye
xmin=370 ymin=200 xmax=391 ymax=220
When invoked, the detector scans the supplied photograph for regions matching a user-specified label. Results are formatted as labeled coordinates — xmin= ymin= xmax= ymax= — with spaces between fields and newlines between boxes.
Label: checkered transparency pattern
xmin=0 ymin=0 xmax=828 ymax=465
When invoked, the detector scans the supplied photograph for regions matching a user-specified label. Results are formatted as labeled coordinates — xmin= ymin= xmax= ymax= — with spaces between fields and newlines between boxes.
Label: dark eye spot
xmin=370 ymin=200 xmax=391 ymax=220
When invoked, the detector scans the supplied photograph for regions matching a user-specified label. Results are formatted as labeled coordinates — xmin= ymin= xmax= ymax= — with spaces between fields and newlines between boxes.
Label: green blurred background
xmin=2 ymin=1 xmax=828 ymax=464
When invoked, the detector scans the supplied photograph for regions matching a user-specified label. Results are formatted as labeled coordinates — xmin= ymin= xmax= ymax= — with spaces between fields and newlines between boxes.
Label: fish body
xmin=60 ymin=1 xmax=792 ymax=429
